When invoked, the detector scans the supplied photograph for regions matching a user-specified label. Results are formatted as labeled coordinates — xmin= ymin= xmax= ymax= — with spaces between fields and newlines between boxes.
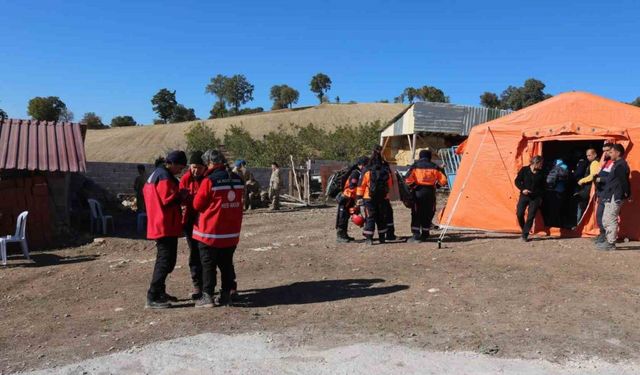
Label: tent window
xmin=540 ymin=139 xmax=604 ymax=229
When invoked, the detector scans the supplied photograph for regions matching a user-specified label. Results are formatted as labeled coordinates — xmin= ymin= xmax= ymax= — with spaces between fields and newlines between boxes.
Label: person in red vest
xmin=179 ymin=151 xmax=207 ymax=300
xmin=144 ymin=150 xmax=187 ymax=309
xmin=192 ymin=149 xmax=244 ymax=307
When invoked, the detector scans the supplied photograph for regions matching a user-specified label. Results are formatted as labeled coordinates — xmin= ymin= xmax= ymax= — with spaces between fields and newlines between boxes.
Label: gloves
xmin=356 ymin=198 xmax=364 ymax=207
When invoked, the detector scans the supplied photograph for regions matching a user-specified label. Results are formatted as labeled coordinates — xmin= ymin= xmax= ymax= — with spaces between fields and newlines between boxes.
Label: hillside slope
xmin=85 ymin=103 xmax=406 ymax=163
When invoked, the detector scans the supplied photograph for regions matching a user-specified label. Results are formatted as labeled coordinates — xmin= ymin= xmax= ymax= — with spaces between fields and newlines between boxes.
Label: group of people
xmin=515 ymin=143 xmax=631 ymax=249
xmin=335 ymin=146 xmax=448 ymax=245
xmin=143 ymin=149 xmax=245 ymax=309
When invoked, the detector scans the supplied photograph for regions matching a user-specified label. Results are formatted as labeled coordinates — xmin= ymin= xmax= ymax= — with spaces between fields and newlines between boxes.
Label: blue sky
xmin=1 ymin=0 xmax=639 ymax=124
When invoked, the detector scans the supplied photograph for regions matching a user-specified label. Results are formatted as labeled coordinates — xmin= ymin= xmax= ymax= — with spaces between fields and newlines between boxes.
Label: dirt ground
xmin=2 ymin=201 xmax=640 ymax=374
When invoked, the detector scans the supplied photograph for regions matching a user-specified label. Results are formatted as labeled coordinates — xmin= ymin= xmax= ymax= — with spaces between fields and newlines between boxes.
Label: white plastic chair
xmin=88 ymin=199 xmax=114 ymax=235
xmin=0 ymin=211 xmax=30 ymax=266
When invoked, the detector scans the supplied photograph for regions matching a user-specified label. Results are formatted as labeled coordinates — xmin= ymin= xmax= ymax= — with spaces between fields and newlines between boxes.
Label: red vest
xmin=179 ymin=170 xmax=203 ymax=225
xmin=192 ymin=167 xmax=244 ymax=248
xmin=143 ymin=166 xmax=183 ymax=239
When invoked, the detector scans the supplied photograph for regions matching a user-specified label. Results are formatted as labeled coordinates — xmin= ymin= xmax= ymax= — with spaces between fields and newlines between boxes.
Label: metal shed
xmin=380 ymin=102 xmax=509 ymax=165
xmin=0 ymin=119 xmax=87 ymax=249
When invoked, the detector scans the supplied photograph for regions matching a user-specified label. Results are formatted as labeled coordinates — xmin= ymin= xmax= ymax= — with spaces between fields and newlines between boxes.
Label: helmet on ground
xmin=351 ymin=214 xmax=365 ymax=227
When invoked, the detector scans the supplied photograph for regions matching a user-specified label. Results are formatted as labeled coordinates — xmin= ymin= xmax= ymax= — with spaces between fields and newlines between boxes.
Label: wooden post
xmin=290 ymin=155 xmax=303 ymax=201
xmin=411 ymin=133 xmax=417 ymax=161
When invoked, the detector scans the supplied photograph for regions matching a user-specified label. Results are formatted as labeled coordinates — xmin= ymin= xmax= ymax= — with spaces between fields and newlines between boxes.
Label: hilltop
xmin=85 ymin=103 xmax=406 ymax=163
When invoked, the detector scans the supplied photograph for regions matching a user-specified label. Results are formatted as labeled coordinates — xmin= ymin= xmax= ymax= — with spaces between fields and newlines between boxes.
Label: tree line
xmin=3 ymin=77 xmax=640 ymax=128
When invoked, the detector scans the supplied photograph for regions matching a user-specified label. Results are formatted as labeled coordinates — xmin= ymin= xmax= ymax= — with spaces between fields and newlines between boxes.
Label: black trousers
xmin=336 ymin=202 xmax=350 ymax=231
xmin=596 ymin=198 xmax=606 ymax=235
xmin=363 ymin=199 xmax=387 ymax=237
xmin=382 ymin=199 xmax=395 ymax=235
xmin=199 ymin=243 xmax=237 ymax=296
xmin=147 ymin=237 xmax=178 ymax=301
xmin=411 ymin=186 xmax=436 ymax=237
xmin=516 ymin=194 xmax=542 ymax=237
xmin=184 ymin=222 xmax=203 ymax=290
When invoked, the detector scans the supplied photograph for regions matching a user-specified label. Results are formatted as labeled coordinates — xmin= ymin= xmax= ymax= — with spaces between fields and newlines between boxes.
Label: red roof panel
xmin=0 ymin=119 xmax=87 ymax=172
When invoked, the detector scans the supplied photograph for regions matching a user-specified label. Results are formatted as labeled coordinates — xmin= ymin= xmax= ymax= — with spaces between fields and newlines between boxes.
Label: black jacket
xmin=515 ymin=166 xmax=545 ymax=198
xmin=602 ymin=159 xmax=631 ymax=202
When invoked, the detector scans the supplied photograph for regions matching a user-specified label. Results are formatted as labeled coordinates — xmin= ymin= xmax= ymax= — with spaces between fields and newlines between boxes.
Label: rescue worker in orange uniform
xmin=404 ymin=149 xmax=447 ymax=243
xmin=356 ymin=146 xmax=393 ymax=245
xmin=336 ymin=156 xmax=369 ymax=243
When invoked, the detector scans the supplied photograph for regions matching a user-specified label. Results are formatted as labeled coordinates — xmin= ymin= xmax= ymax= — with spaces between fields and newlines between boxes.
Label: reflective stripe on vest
xmin=192 ymin=229 xmax=241 ymax=239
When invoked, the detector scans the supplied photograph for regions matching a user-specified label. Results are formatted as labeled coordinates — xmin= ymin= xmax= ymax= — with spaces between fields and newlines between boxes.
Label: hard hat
xmin=351 ymin=214 xmax=365 ymax=227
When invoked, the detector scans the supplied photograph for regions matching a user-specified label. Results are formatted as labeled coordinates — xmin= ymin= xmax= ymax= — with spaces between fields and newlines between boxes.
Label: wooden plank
xmin=28 ymin=120 xmax=39 ymax=170
xmin=17 ymin=119 xmax=29 ymax=169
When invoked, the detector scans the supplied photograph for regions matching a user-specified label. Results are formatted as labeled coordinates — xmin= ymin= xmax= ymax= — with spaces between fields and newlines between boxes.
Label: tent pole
xmin=438 ymin=127 xmax=490 ymax=248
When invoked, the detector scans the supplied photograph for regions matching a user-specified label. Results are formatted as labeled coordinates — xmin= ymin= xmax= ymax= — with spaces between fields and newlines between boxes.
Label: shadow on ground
xmin=3 ymin=253 xmax=99 ymax=268
xmin=234 ymin=278 xmax=409 ymax=308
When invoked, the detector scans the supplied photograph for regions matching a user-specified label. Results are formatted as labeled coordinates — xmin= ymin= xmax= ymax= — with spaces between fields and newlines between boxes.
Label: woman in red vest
xmin=192 ymin=149 xmax=244 ymax=307
xmin=143 ymin=150 xmax=187 ymax=309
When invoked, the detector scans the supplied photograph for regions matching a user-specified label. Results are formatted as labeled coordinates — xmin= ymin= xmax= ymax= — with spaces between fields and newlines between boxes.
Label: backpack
xmin=326 ymin=165 xmax=356 ymax=198
xmin=368 ymin=166 xmax=390 ymax=200
xmin=396 ymin=170 xmax=414 ymax=208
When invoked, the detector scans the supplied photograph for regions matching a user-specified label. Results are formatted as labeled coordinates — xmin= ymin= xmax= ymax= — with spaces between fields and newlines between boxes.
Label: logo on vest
xmin=227 ymin=190 xmax=236 ymax=202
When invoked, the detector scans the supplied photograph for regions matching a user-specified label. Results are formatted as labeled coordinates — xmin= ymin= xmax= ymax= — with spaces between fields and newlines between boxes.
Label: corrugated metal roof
xmin=413 ymin=102 xmax=510 ymax=135
xmin=381 ymin=102 xmax=510 ymax=137
xmin=0 ymin=119 xmax=87 ymax=172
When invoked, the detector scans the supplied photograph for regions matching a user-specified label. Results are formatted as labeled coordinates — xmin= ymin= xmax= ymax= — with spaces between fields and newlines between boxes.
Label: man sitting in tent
xmin=514 ymin=156 xmax=545 ymax=242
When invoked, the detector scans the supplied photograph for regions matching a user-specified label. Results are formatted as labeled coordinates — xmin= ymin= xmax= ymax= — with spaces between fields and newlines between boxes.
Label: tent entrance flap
xmin=539 ymin=139 xmax=604 ymax=230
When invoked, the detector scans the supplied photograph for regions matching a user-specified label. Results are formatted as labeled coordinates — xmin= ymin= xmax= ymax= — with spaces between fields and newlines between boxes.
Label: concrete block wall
xmin=86 ymin=162 xmax=153 ymax=197
xmin=85 ymin=161 xmax=291 ymax=198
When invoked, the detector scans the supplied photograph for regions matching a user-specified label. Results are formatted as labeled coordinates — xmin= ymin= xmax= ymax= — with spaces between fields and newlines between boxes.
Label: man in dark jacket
xmin=143 ymin=150 xmax=187 ymax=309
xmin=179 ymin=151 xmax=206 ymax=300
xmin=514 ymin=156 xmax=545 ymax=241
xmin=597 ymin=144 xmax=631 ymax=251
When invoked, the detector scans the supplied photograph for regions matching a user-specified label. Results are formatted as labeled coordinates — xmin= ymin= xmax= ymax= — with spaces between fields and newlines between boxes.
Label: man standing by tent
xmin=594 ymin=143 xmax=614 ymax=243
xmin=405 ymin=150 xmax=447 ymax=243
xmin=514 ymin=156 xmax=544 ymax=242
xmin=574 ymin=148 xmax=600 ymax=223
xmin=598 ymin=144 xmax=631 ymax=251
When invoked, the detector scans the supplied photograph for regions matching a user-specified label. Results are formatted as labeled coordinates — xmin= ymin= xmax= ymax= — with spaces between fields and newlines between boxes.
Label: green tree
xmin=224 ymin=74 xmax=254 ymax=115
xmin=394 ymin=94 xmax=405 ymax=103
xmin=270 ymin=84 xmax=300 ymax=109
xmin=81 ymin=112 xmax=104 ymax=129
xmin=27 ymin=96 xmax=67 ymax=121
xmin=498 ymin=79 xmax=552 ymax=110
xmin=224 ymin=125 xmax=262 ymax=164
xmin=480 ymin=92 xmax=501 ymax=108
xmin=209 ymin=101 xmax=228 ymax=119
xmin=151 ymin=88 xmax=177 ymax=123
xmin=171 ymin=104 xmax=197 ymax=122
xmin=310 ymin=73 xmax=332 ymax=103
xmin=110 ymin=115 xmax=137 ymax=127
xmin=417 ymin=86 xmax=448 ymax=103
xmin=205 ymin=74 xmax=229 ymax=114
xmin=403 ymin=87 xmax=418 ymax=103
xmin=0 ymin=108 xmax=7 ymax=121
xmin=185 ymin=122 xmax=220 ymax=153
xmin=631 ymin=97 xmax=640 ymax=107
xmin=59 ymin=108 xmax=74 ymax=122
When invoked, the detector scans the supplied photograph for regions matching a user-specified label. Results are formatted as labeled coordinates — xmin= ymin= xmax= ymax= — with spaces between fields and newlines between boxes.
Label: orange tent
xmin=439 ymin=91 xmax=640 ymax=239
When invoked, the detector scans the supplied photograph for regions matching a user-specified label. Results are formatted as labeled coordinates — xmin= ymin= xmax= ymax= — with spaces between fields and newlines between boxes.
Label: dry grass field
xmin=85 ymin=103 xmax=406 ymax=163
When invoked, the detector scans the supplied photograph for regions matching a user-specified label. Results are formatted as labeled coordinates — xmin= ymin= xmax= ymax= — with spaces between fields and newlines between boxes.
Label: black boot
xmin=386 ymin=229 xmax=397 ymax=241
xmin=420 ymin=230 xmax=430 ymax=242
xmin=379 ymin=233 xmax=386 ymax=244
xmin=365 ymin=236 xmax=374 ymax=245
xmin=593 ymin=233 xmax=606 ymax=243
xmin=336 ymin=229 xmax=351 ymax=243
